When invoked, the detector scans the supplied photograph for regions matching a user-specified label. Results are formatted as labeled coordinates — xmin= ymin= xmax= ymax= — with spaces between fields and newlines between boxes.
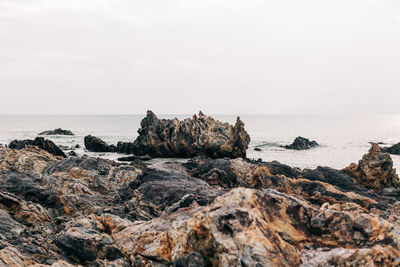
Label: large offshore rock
xmin=132 ymin=111 xmax=251 ymax=158
xmin=343 ymin=143 xmax=400 ymax=191
xmin=9 ymin=137 xmax=66 ymax=158
xmin=284 ymin=136 xmax=319 ymax=150
xmin=38 ymin=128 xmax=74 ymax=136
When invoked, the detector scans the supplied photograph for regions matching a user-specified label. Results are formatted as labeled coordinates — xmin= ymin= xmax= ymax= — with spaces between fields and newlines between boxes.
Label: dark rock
xmin=38 ymin=128 xmax=74 ymax=136
xmin=117 ymin=155 xmax=151 ymax=161
xmin=116 ymin=141 xmax=135 ymax=154
xmin=132 ymin=111 xmax=250 ymax=158
xmin=121 ymin=164 xmax=224 ymax=220
xmin=382 ymin=142 xmax=400 ymax=155
xmin=254 ymin=147 xmax=262 ymax=151
xmin=74 ymin=144 xmax=80 ymax=148
xmin=67 ymin=151 xmax=77 ymax=157
xmin=9 ymin=137 xmax=66 ymax=158
xmin=84 ymin=135 xmax=116 ymax=153
xmin=284 ymin=136 xmax=319 ymax=150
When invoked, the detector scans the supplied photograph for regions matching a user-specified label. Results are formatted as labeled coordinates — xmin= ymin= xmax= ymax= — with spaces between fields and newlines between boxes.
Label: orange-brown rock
xmin=99 ymin=188 xmax=400 ymax=266
xmin=343 ymin=143 xmax=400 ymax=191
xmin=1 ymin=145 xmax=400 ymax=266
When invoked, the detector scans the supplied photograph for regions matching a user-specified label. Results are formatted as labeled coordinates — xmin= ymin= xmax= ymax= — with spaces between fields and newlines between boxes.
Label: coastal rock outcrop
xmin=132 ymin=111 xmax=251 ymax=158
xmin=343 ymin=143 xmax=400 ymax=191
xmin=84 ymin=135 xmax=116 ymax=153
xmin=285 ymin=136 xmax=319 ymax=150
xmin=39 ymin=128 xmax=74 ymax=136
xmin=8 ymin=137 xmax=66 ymax=158
xmin=1 ymin=144 xmax=400 ymax=266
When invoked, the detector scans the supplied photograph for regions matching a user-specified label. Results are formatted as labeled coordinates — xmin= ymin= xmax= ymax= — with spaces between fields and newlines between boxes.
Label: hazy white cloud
xmin=1 ymin=0 xmax=400 ymax=114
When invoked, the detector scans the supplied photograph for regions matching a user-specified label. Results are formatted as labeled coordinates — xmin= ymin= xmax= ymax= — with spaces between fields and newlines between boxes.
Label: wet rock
xmin=284 ymin=136 xmax=319 ymax=150
xmin=116 ymin=141 xmax=135 ymax=154
xmin=9 ymin=137 xmax=66 ymax=158
xmin=343 ymin=143 xmax=400 ymax=191
xmin=84 ymin=135 xmax=116 ymax=153
xmin=39 ymin=128 xmax=74 ymax=136
xmin=117 ymin=154 xmax=151 ymax=161
xmin=382 ymin=142 xmax=400 ymax=155
xmin=67 ymin=151 xmax=77 ymax=157
xmin=132 ymin=111 xmax=250 ymax=158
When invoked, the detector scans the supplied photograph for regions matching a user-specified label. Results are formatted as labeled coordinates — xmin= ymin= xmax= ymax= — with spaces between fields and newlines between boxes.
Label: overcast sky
xmin=1 ymin=0 xmax=400 ymax=114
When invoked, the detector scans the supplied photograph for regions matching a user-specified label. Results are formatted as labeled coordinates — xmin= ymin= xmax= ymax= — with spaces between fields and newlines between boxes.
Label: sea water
xmin=1 ymin=114 xmax=400 ymax=170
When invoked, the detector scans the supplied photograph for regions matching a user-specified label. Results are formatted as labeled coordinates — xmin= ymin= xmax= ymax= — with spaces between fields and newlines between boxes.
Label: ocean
xmin=1 ymin=114 xmax=400 ymax=170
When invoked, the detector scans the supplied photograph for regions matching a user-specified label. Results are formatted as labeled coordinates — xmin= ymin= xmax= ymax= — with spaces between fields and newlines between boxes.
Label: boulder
xmin=84 ymin=135 xmax=116 ymax=152
xmin=285 ymin=136 xmax=319 ymax=150
xmin=8 ymin=137 xmax=66 ymax=158
xmin=382 ymin=142 xmax=400 ymax=155
xmin=38 ymin=128 xmax=74 ymax=136
xmin=343 ymin=143 xmax=400 ymax=191
xmin=132 ymin=111 xmax=250 ymax=158
xmin=116 ymin=141 xmax=135 ymax=154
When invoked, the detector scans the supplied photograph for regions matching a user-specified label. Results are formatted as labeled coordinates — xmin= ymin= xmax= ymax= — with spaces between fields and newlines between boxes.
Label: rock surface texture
xmin=285 ymin=136 xmax=319 ymax=150
xmin=9 ymin=137 xmax=66 ymax=158
xmin=343 ymin=143 xmax=400 ymax=191
xmin=39 ymin=128 xmax=74 ymax=136
xmin=132 ymin=111 xmax=251 ymax=158
xmin=1 ymin=143 xmax=400 ymax=266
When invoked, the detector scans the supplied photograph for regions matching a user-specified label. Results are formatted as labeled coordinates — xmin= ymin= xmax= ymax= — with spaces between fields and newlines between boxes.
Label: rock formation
xmin=343 ymin=143 xmax=400 ymax=191
xmin=285 ymin=136 xmax=319 ymax=150
xmin=39 ymin=128 xmax=74 ymax=136
xmin=8 ymin=137 xmax=66 ymax=158
xmin=132 ymin=111 xmax=251 ymax=158
xmin=1 ymin=143 xmax=400 ymax=266
xmin=84 ymin=135 xmax=116 ymax=152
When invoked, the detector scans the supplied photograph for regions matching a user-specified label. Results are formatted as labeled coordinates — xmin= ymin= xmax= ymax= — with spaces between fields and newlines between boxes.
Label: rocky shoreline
xmin=1 ymin=113 xmax=400 ymax=266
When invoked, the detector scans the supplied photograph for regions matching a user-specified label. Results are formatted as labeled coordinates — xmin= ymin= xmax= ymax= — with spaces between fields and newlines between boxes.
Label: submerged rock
xmin=285 ymin=136 xmax=319 ymax=150
xmin=343 ymin=143 xmax=400 ymax=191
xmin=8 ymin=137 xmax=66 ymax=158
xmin=84 ymin=135 xmax=116 ymax=152
xmin=132 ymin=111 xmax=251 ymax=158
xmin=38 ymin=128 xmax=74 ymax=136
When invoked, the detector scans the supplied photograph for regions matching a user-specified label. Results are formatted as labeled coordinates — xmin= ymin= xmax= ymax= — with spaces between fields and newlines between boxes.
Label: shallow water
xmin=1 ymin=114 xmax=400 ymax=170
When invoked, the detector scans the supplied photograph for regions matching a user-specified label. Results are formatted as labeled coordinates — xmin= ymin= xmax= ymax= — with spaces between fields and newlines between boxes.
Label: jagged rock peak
xmin=132 ymin=111 xmax=251 ymax=158
xmin=343 ymin=143 xmax=400 ymax=191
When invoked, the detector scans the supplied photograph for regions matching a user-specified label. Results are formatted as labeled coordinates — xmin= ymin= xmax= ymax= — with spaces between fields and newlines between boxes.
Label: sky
xmin=1 ymin=0 xmax=400 ymax=115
